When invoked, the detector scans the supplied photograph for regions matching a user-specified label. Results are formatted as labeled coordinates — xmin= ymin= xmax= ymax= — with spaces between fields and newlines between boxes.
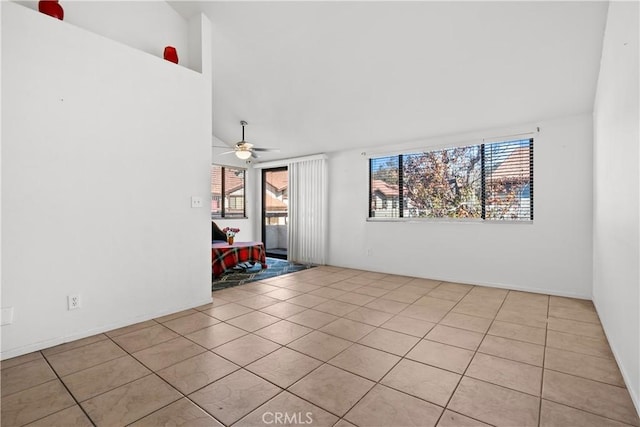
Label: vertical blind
xmin=288 ymin=157 xmax=327 ymax=264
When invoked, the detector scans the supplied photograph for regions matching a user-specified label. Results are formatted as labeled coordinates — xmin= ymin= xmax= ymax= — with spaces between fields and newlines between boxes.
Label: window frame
xmin=368 ymin=138 xmax=533 ymax=222
xmin=211 ymin=164 xmax=247 ymax=219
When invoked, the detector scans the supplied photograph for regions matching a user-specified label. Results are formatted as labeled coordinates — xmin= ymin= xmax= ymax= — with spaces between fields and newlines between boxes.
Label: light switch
xmin=191 ymin=196 xmax=203 ymax=208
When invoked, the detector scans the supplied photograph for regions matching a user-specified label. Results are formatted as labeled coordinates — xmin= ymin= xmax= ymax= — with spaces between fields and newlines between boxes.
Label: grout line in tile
xmin=538 ymin=294 xmax=550 ymax=427
xmin=540 ymin=398 xmax=635 ymax=427
xmin=320 ymin=302 xmax=454 ymax=422
xmin=226 ymin=389 xmax=297 ymax=426
xmin=283 ymin=338 xmax=356 ymax=366
xmin=432 ymin=287 xmax=509 ymax=426
xmin=40 ymin=334 xmax=112 ymax=358
xmin=252 ymin=280 xmax=592 ymax=421
xmin=258 ymin=296 xmax=425 ymax=420
xmin=544 ymin=342 xmax=615 ymax=360
xmin=206 ymin=331 xmax=282 ymax=361
xmin=68 ymin=334 xmax=189 ymax=413
xmin=440 ymin=408 xmax=500 ymax=427
xmin=155 ymin=310 xmax=200 ymax=324
xmin=0 ymin=351 xmax=45 ymax=372
xmin=30 ymin=403 xmax=97 ymax=427
xmin=0 ymin=353 xmax=47 ymax=394
xmin=173 ymin=353 xmax=241 ymax=397
xmin=444 ymin=302 xmax=548 ymax=397
xmin=545 ymin=314 xmax=602 ymax=325
xmin=541 ymin=396 xmax=639 ymax=427
xmin=270 ymin=363 xmax=346 ymax=418
xmin=76 ymin=372 xmax=158 ymax=405
xmin=7 ymin=269 xmax=635 ymax=427
xmin=546 ymin=313 xmax=602 ymax=325
xmin=111 ymin=328 xmax=234 ymax=425
xmin=485 ymin=319 xmax=547 ymax=344
xmin=473 ymin=346 xmax=544 ymax=369
xmin=55 ymin=354 xmax=137 ymax=382
xmin=106 ymin=320 xmax=161 ymax=339
xmin=542 ymin=366 xmax=629 ymax=389
xmin=253 ymin=323 xmax=316 ymax=347
xmin=115 ymin=386 xmax=184 ymax=426
xmin=38 ymin=351 xmax=97 ymax=426
xmin=440 ymin=307 xmax=501 ymax=322
xmin=342 ymin=289 xmax=483 ymax=423
xmin=421 ymin=327 xmax=483 ymax=349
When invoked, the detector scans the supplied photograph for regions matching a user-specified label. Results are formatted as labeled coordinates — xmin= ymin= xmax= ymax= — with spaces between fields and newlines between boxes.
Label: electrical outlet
xmin=67 ymin=294 xmax=81 ymax=310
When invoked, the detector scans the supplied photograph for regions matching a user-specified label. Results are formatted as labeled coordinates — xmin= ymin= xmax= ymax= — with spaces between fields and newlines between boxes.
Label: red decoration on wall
xmin=163 ymin=46 xmax=179 ymax=64
xmin=38 ymin=0 xmax=64 ymax=20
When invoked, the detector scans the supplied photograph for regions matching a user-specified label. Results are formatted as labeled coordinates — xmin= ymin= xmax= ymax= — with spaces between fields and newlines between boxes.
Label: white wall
xmin=593 ymin=1 xmax=640 ymax=413
xmin=13 ymin=0 xmax=189 ymax=67
xmin=1 ymin=2 xmax=211 ymax=358
xmin=188 ymin=12 xmax=212 ymax=77
xmin=328 ymin=114 xmax=594 ymax=298
xmin=265 ymin=226 xmax=288 ymax=251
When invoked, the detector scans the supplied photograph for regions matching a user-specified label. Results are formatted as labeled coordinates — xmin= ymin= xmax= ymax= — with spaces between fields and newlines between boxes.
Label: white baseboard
xmin=328 ymin=261 xmax=592 ymax=300
xmin=592 ymin=299 xmax=640 ymax=418
xmin=0 ymin=296 xmax=212 ymax=361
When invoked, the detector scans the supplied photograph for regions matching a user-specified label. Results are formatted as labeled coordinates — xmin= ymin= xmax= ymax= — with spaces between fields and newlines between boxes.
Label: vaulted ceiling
xmin=169 ymin=1 xmax=608 ymax=161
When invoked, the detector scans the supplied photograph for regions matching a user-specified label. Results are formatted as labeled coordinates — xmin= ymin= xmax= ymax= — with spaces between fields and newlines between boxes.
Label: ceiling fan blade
xmin=213 ymin=145 xmax=232 ymax=149
xmin=251 ymin=151 xmax=260 ymax=159
xmin=218 ymin=150 xmax=236 ymax=155
xmin=252 ymin=147 xmax=280 ymax=152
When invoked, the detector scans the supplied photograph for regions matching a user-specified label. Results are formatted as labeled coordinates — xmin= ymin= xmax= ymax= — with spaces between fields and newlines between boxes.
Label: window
xmin=211 ymin=165 xmax=246 ymax=218
xmin=369 ymin=139 xmax=533 ymax=221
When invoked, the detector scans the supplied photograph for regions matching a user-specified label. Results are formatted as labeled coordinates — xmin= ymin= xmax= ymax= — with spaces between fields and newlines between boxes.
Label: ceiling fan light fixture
xmin=211 ymin=120 xmax=276 ymax=159
xmin=235 ymin=150 xmax=252 ymax=160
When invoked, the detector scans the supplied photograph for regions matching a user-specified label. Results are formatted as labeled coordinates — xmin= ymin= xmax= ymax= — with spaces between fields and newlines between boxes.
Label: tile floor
xmin=2 ymin=266 xmax=639 ymax=426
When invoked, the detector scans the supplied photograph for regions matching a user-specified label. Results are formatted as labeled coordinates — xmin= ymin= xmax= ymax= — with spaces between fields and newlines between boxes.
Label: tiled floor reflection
xmin=2 ymin=267 xmax=639 ymax=426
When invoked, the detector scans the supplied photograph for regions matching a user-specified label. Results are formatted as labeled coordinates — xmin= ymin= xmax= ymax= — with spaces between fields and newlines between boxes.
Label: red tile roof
xmin=371 ymin=179 xmax=399 ymax=197
xmin=489 ymin=146 xmax=531 ymax=179
xmin=265 ymin=194 xmax=288 ymax=211
xmin=266 ymin=170 xmax=288 ymax=191
xmin=211 ymin=167 xmax=244 ymax=195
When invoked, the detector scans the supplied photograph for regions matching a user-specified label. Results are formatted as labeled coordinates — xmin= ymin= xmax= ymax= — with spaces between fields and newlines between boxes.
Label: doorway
xmin=262 ymin=167 xmax=288 ymax=259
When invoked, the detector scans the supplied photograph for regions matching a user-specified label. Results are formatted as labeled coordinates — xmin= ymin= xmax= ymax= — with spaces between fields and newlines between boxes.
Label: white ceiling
xmin=169 ymin=1 xmax=608 ymax=161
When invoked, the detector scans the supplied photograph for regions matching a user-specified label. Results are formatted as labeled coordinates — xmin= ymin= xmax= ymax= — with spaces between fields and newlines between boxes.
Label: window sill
xmin=211 ymin=217 xmax=249 ymax=220
xmin=366 ymin=217 xmax=533 ymax=225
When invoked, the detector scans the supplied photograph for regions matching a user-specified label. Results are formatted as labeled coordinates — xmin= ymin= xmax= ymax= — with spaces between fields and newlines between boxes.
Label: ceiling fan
xmin=214 ymin=121 xmax=279 ymax=160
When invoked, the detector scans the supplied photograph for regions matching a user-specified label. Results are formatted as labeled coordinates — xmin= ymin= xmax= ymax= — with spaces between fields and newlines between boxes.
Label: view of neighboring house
xmin=484 ymin=143 xmax=532 ymax=220
xmin=265 ymin=170 xmax=288 ymax=225
xmin=211 ymin=166 xmax=245 ymax=217
xmin=370 ymin=140 xmax=532 ymax=220
xmin=370 ymin=179 xmax=400 ymax=218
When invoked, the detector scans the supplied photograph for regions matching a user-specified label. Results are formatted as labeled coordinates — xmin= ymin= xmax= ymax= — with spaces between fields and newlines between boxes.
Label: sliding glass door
xmin=262 ymin=167 xmax=288 ymax=259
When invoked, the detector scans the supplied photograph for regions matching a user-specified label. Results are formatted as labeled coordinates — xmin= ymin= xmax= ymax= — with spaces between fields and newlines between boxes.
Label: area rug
xmin=212 ymin=257 xmax=315 ymax=291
